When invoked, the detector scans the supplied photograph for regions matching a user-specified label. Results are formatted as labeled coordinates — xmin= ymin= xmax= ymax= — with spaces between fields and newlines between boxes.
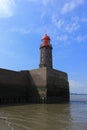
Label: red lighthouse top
xmin=40 ymin=34 xmax=52 ymax=48
xmin=41 ymin=34 xmax=50 ymax=40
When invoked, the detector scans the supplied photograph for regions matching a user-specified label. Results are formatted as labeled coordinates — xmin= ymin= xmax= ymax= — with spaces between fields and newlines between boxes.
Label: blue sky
xmin=0 ymin=0 xmax=87 ymax=94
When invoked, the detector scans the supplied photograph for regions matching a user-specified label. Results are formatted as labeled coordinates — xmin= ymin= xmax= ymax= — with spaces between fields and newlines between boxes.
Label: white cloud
xmin=0 ymin=0 xmax=15 ymax=18
xmin=65 ymin=21 xmax=80 ymax=33
xmin=42 ymin=0 xmax=51 ymax=6
xmin=69 ymin=80 xmax=80 ymax=88
xmin=61 ymin=0 xmax=85 ymax=14
xmin=69 ymin=79 xmax=87 ymax=94
xmin=52 ymin=16 xmax=64 ymax=29
xmin=75 ymin=35 xmax=87 ymax=43
xmin=27 ymin=0 xmax=38 ymax=2
xmin=64 ymin=16 xmax=80 ymax=33
xmin=57 ymin=34 xmax=68 ymax=41
xmin=9 ymin=27 xmax=31 ymax=34
xmin=27 ymin=0 xmax=53 ymax=6
xmin=82 ymin=16 xmax=87 ymax=23
xmin=52 ymin=15 xmax=80 ymax=33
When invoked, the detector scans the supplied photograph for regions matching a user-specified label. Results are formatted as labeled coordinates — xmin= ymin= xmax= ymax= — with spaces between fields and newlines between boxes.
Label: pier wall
xmin=0 ymin=67 xmax=69 ymax=104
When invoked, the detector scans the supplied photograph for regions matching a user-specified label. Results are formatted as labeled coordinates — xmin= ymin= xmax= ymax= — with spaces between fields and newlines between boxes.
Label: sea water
xmin=0 ymin=95 xmax=87 ymax=130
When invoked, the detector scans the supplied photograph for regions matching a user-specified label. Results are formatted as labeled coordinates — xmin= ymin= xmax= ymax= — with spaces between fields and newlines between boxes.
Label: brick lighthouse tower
xmin=39 ymin=34 xmax=53 ymax=68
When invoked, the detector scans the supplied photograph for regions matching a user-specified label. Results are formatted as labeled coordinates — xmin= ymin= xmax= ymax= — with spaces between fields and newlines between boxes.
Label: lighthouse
xmin=0 ymin=34 xmax=69 ymax=104
xmin=39 ymin=34 xmax=53 ymax=68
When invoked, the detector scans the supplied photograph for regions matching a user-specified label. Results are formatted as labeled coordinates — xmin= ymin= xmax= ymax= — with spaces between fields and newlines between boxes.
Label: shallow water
xmin=0 ymin=95 xmax=87 ymax=130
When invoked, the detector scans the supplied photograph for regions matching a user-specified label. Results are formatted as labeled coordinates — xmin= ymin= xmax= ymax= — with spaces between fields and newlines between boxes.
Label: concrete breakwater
xmin=0 ymin=67 xmax=69 ymax=104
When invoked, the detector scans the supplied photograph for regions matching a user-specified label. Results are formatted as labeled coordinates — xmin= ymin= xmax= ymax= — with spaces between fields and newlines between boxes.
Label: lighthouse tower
xmin=39 ymin=34 xmax=53 ymax=68
xmin=27 ymin=34 xmax=69 ymax=103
